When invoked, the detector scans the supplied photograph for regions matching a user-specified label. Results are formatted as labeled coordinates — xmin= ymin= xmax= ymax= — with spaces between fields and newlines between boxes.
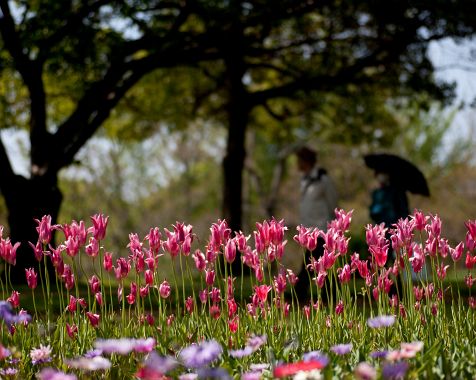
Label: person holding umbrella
xmin=369 ymin=171 xmax=409 ymax=228
xmin=365 ymin=153 xmax=430 ymax=228
xmin=365 ymin=153 xmax=430 ymax=283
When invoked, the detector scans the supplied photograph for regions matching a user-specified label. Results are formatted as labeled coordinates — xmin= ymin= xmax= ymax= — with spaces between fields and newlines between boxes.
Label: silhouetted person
xmin=294 ymin=146 xmax=337 ymax=302
xmin=369 ymin=171 xmax=410 ymax=296
xmin=369 ymin=172 xmax=409 ymax=228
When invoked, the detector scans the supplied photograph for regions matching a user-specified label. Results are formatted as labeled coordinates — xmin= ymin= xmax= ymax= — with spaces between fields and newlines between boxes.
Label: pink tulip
xmin=35 ymin=215 xmax=55 ymax=245
xmin=210 ymin=287 xmax=221 ymax=304
xmin=159 ymin=280 xmax=171 ymax=299
xmin=90 ymin=214 xmax=109 ymax=240
xmin=286 ymin=269 xmax=299 ymax=286
xmin=0 ymin=239 xmax=20 ymax=265
xmin=234 ymin=231 xmax=249 ymax=252
xmin=95 ymin=292 xmax=103 ymax=306
xmin=88 ymin=275 xmax=100 ymax=295
xmin=269 ymin=218 xmax=286 ymax=245
xmin=254 ymin=285 xmax=272 ymax=304
xmin=139 ymin=285 xmax=149 ymax=298
xmin=210 ymin=305 xmax=221 ymax=319
xmin=62 ymin=265 xmax=75 ymax=290
xmin=205 ymin=269 xmax=215 ymax=286
xmin=315 ymin=271 xmax=327 ymax=289
xmin=103 ymin=252 xmax=113 ymax=271
xmin=274 ymin=272 xmax=287 ymax=294
xmin=114 ymin=258 xmax=131 ymax=280
xmin=426 ymin=214 xmax=442 ymax=239
xmin=86 ymin=312 xmax=100 ymax=328
xmin=25 ymin=268 xmax=38 ymax=289
xmin=224 ymin=239 xmax=236 ymax=263
xmin=29 ymin=241 xmax=44 ymax=262
xmin=337 ymin=264 xmax=351 ymax=284
xmin=332 ymin=209 xmax=353 ymax=232
xmin=199 ymin=289 xmax=208 ymax=304
xmin=411 ymin=209 xmax=428 ymax=231
xmin=7 ymin=291 xmax=20 ymax=308
xmin=145 ymin=227 xmax=162 ymax=254
xmin=64 ymin=236 xmax=80 ymax=257
xmin=229 ymin=316 xmax=239 ymax=333
xmin=67 ymin=295 xmax=77 ymax=313
xmin=66 ymin=323 xmax=78 ymax=339
xmin=369 ymin=244 xmax=388 ymax=268
xmin=436 ymin=264 xmax=450 ymax=280
xmin=451 ymin=242 xmax=464 ymax=262
xmin=335 ymin=300 xmax=344 ymax=315
xmin=185 ymin=296 xmax=194 ymax=314
xmin=227 ymin=298 xmax=237 ymax=317
xmin=145 ymin=269 xmax=154 ymax=286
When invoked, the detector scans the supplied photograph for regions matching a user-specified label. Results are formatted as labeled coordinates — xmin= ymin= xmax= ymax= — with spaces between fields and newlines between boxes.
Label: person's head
xmin=375 ymin=171 xmax=390 ymax=186
xmin=296 ymin=146 xmax=317 ymax=174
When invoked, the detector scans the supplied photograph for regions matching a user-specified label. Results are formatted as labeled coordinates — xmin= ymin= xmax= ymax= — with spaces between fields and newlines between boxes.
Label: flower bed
xmin=0 ymin=210 xmax=475 ymax=379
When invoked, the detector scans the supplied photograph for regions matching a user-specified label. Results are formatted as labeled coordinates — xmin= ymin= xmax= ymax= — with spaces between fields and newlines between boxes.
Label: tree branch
xmin=0 ymin=0 xmax=49 ymax=166
xmin=37 ymin=0 xmax=112 ymax=61
xmin=53 ymin=45 xmax=220 ymax=171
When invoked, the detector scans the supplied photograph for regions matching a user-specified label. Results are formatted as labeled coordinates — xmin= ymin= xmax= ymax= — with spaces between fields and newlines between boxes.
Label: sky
xmin=1 ymin=37 xmax=476 ymax=179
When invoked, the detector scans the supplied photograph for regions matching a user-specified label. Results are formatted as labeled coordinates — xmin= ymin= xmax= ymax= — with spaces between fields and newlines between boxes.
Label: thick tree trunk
xmin=5 ymin=174 xmax=61 ymax=284
xmin=223 ymin=106 xmax=249 ymax=234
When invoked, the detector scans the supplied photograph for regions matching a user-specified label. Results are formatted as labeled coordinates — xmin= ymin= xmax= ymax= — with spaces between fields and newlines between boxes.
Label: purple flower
xmin=247 ymin=335 xmax=267 ymax=350
xmin=241 ymin=371 xmax=262 ymax=380
xmin=230 ymin=346 xmax=253 ymax=358
xmin=84 ymin=349 xmax=102 ymax=358
xmin=140 ymin=351 xmax=178 ymax=375
xmin=370 ymin=350 xmax=388 ymax=359
xmin=367 ymin=315 xmax=396 ymax=328
xmin=30 ymin=344 xmax=52 ymax=365
xmin=242 ymin=363 xmax=269 ymax=380
xmin=179 ymin=340 xmax=223 ymax=368
xmin=330 ymin=343 xmax=352 ymax=355
xmin=0 ymin=345 xmax=11 ymax=359
xmin=37 ymin=368 xmax=77 ymax=380
xmin=249 ymin=364 xmax=269 ymax=371
xmin=0 ymin=367 xmax=17 ymax=377
xmin=302 ymin=351 xmax=329 ymax=367
xmin=229 ymin=334 xmax=267 ymax=358
xmin=354 ymin=362 xmax=377 ymax=380
xmin=179 ymin=374 xmax=198 ymax=380
xmin=0 ymin=301 xmax=31 ymax=327
xmin=196 ymin=367 xmax=231 ymax=379
xmin=382 ymin=362 xmax=409 ymax=380
xmin=94 ymin=338 xmax=155 ymax=355
xmin=65 ymin=356 xmax=111 ymax=371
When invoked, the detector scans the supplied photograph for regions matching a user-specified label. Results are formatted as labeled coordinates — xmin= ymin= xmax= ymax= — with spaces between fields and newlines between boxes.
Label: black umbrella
xmin=364 ymin=153 xmax=430 ymax=196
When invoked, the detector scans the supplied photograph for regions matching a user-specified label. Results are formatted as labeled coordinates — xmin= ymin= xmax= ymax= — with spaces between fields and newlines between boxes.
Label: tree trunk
xmin=221 ymin=21 xmax=250 ymax=234
xmin=4 ymin=174 xmax=62 ymax=284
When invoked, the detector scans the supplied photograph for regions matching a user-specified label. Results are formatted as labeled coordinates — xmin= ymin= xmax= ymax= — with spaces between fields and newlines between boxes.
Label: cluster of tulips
xmin=0 ymin=209 xmax=474 ymax=378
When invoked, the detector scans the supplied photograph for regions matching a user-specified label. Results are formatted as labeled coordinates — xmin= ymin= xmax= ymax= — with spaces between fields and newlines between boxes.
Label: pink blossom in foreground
xmin=86 ymin=312 xmax=100 ymax=328
xmin=159 ymin=280 xmax=171 ymax=299
xmin=35 ymin=215 xmax=56 ymax=245
xmin=254 ymin=285 xmax=272 ymax=304
xmin=90 ymin=213 xmax=109 ymax=241
xmin=94 ymin=338 xmax=156 ymax=355
xmin=30 ymin=344 xmax=52 ymax=365
xmin=66 ymin=355 xmax=111 ymax=371
xmin=25 ymin=268 xmax=37 ymax=289
xmin=7 ymin=291 xmax=19 ymax=308
xmin=37 ymin=368 xmax=77 ymax=380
